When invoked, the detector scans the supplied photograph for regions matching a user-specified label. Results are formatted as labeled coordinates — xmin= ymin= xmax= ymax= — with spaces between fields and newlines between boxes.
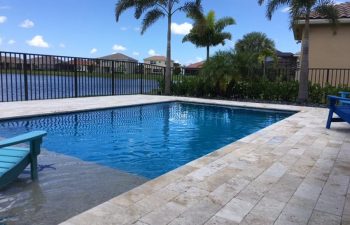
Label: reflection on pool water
xmin=0 ymin=102 xmax=293 ymax=178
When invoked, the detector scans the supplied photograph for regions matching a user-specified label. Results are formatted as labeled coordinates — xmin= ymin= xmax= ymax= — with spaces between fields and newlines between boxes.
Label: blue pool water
xmin=0 ymin=102 xmax=293 ymax=178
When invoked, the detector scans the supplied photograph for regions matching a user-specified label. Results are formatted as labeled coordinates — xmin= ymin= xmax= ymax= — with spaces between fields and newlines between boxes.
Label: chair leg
xmin=30 ymin=156 xmax=38 ymax=180
xmin=326 ymin=109 xmax=333 ymax=129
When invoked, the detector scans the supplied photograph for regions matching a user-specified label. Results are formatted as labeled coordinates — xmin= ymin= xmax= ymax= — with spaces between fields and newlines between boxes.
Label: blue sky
xmin=0 ymin=0 xmax=347 ymax=65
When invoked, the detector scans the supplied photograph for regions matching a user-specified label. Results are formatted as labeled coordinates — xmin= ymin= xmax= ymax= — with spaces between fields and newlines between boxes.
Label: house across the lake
xmin=0 ymin=56 xmax=23 ymax=70
xmin=28 ymin=56 xmax=62 ymax=70
xmin=265 ymin=50 xmax=298 ymax=69
xmin=184 ymin=61 xmax=205 ymax=75
xmin=99 ymin=53 xmax=138 ymax=74
xmin=144 ymin=56 xmax=173 ymax=74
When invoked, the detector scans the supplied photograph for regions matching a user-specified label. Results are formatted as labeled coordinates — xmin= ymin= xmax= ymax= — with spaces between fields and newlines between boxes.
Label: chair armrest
xmin=0 ymin=131 xmax=47 ymax=148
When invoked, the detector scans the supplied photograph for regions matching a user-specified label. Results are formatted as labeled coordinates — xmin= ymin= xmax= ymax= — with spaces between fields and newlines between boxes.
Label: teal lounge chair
xmin=0 ymin=131 xmax=47 ymax=189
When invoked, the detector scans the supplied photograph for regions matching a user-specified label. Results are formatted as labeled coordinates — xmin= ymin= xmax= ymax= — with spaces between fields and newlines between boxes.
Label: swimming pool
xmin=0 ymin=102 xmax=293 ymax=178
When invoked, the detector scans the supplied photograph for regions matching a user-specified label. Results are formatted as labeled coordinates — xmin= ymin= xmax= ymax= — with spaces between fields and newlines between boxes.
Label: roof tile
xmin=310 ymin=2 xmax=350 ymax=19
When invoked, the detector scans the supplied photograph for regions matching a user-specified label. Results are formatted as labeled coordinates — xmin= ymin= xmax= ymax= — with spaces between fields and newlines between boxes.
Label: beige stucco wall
xmin=144 ymin=59 xmax=174 ymax=68
xmin=308 ymin=23 xmax=350 ymax=68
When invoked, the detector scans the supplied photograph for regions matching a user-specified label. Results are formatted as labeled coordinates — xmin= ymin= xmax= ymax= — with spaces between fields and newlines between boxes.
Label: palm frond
xmin=215 ymin=17 xmax=236 ymax=32
xmin=288 ymin=2 xmax=305 ymax=29
xmin=258 ymin=0 xmax=265 ymax=5
xmin=181 ymin=0 xmax=203 ymax=16
xmin=141 ymin=8 xmax=165 ymax=34
xmin=214 ymin=32 xmax=232 ymax=45
xmin=134 ymin=0 xmax=163 ymax=19
xmin=314 ymin=0 xmax=339 ymax=25
xmin=183 ymin=9 xmax=235 ymax=50
xmin=206 ymin=10 xmax=216 ymax=29
xmin=266 ymin=0 xmax=291 ymax=19
xmin=182 ymin=34 xmax=190 ymax=43
xmin=115 ymin=0 xmax=136 ymax=22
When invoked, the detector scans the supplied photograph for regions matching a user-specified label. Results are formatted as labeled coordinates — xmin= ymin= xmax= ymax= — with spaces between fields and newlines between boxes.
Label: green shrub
xmin=171 ymin=75 xmax=350 ymax=105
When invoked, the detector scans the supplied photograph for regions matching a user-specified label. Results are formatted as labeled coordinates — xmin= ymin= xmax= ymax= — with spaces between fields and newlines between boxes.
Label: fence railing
xmin=0 ymin=51 xmax=166 ymax=102
xmin=175 ymin=66 xmax=350 ymax=88
xmin=296 ymin=68 xmax=350 ymax=87
xmin=1 ymin=51 xmax=350 ymax=102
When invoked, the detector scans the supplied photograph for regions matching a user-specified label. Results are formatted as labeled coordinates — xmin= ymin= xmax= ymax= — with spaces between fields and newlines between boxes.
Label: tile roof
xmin=310 ymin=2 xmax=350 ymax=19
xmin=100 ymin=53 xmax=138 ymax=62
xmin=186 ymin=61 xmax=205 ymax=69
xmin=275 ymin=50 xmax=296 ymax=58
xmin=144 ymin=56 xmax=167 ymax=61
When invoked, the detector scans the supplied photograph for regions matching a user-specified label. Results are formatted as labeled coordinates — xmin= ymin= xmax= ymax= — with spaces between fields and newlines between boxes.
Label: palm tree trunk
xmin=297 ymin=9 xmax=310 ymax=103
xmin=164 ymin=2 xmax=172 ymax=95
xmin=206 ymin=45 xmax=210 ymax=61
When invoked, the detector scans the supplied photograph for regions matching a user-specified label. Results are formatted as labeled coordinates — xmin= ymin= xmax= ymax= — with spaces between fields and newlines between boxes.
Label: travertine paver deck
xmin=0 ymin=95 xmax=349 ymax=225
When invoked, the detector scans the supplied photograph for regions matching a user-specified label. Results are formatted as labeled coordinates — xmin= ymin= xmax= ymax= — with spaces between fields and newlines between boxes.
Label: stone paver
xmin=1 ymin=95 xmax=349 ymax=225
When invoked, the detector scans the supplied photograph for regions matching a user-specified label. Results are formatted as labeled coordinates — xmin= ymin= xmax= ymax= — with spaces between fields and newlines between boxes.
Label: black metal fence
xmin=177 ymin=66 xmax=350 ymax=87
xmin=0 ymin=51 xmax=166 ymax=102
xmin=1 ymin=51 xmax=350 ymax=102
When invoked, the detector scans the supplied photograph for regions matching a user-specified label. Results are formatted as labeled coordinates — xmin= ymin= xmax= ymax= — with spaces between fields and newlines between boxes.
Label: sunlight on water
xmin=0 ymin=102 xmax=293 ymax=178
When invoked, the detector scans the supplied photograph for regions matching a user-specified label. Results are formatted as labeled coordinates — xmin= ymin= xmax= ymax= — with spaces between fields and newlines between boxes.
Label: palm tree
xmin=182 ymin=10 xmax=235 ymax=61
xmin=258 ymin=0 xmax=338 ymax=102
xmin=115 ymin=0 xmax=202 ymax=95
xmin=235 ymin=32 xmax=276 ymax=70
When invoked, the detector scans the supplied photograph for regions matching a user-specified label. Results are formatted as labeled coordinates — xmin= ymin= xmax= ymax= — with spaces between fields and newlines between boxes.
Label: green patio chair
xmin=0 ymin=131 xmax=47 ymax=189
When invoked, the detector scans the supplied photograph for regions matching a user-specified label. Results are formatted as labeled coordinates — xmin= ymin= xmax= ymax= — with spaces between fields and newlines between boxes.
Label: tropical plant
xmin=199 ymin=50 xmax=239 ymax=96
xmin=234 ymin=32 xmax=277 ymax=77
xmin=258 ymin=0 xmax=339 ymax=102
xmin=115 ymin=0 xmax=203 ymax=95
xmin=201 ymin=50 xmax=236 ymax=79
xmin=182 ymin=10 xmax=235 ymax=61
xmin=235 ymin=32 xmax=276 ymax=67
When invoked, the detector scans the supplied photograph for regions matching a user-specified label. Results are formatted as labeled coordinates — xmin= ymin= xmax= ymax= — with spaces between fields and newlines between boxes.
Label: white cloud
xmin=171 ymin=22 xmax=192 ymax=35
xmin=59 ymin=43 xmax=65 ymax=48
xmin=132 ymin=51 xmax=140 ymax=56
xmin=8 ymin=39 xmax=15 ymax=45
xmin=112 ymin=44 xmax=126 ymax=51
xmin=0 ymin=16 xmax=7 ymax=23
xmin=0 ymin=37 xmax=2 ymax=45
xmin=26 ymin=35 xmax=49 ymax=48
xmin=281 ymin=7 xmax=290 ymax=13
xmin=90 ymin=48 xmax=97 ymax=54
xmin=20 ymin=19 xmax=34 ymax=28
xmin=121 ymin=27 xmax=127 ymax=31
xmin=134 ymin=27 xmax=140 ymax=32
xmin=195 ymin=57 xmax=203 ymax=62
xmin=148 ymin=49 xmax=157 ymax=56
xmin=185 ymin=57 xmax=204 ymax=65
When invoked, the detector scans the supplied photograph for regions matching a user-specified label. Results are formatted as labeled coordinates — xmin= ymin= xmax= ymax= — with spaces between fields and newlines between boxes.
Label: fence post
xmin=74 ymin=58 xmax=78 ymax=97
xmin=163 ymin=67 xmax=166 ymax=95
xmin=112 ymin=61 xmax=115 ymax=95
xmin=140 ymin=64 xmax=143 ymax=94
xmin=326 ymin=69 xmax=330 ymax=85
xmin=23 ymin=53 xmax=29 ymax=101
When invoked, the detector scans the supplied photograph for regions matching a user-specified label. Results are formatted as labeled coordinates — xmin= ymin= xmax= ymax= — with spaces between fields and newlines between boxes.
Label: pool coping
xmin=1 ymin=95 xmax=349 ymax=225
xmin=0 ymin=95 xmax=303 ymax=121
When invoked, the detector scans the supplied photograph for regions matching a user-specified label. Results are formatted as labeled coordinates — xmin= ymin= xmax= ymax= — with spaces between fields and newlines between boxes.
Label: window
xmin=150 ymin=61 xmax=156 ymax=65
xmin=153 ymin=69 xmax=162 ymax=73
